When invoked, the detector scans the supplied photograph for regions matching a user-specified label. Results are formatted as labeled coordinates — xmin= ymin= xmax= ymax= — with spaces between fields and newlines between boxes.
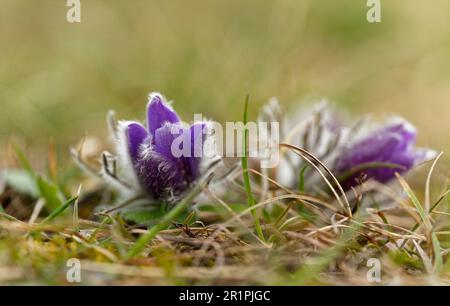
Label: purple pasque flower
xmin=334 ymin=118 xmax=434 ymax=189
xmin=119 ymin=93 xmax=206 ymax=201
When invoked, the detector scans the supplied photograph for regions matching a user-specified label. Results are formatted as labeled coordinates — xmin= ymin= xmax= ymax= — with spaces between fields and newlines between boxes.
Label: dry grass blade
xmin=280 ymin=143 xmax=352 ymax=217
xmin=28 ymin=199 xmax=45 ymax=224
xmin=412 ymin=240 xmax=433 ymax=274
xmin=396 ymin=173 xmax=432 ymax=231
xmin=223 ymin=193 xmax=334 ymax=228
xmin=425 ymin=152 xmax=443 ymax=212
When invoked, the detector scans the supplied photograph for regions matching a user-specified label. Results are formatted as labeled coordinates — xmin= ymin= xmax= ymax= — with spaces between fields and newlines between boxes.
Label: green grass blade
xmin=41 ymin=196 xmax=78 ymax=224
xmin=396 ymin=173 xmax=431 ymax=230
xmin=431 ymin=232 xmax=443 ymax=274
xmin=401 ymin=189 xmax=450 ymax=249
xmin=36 ymin=176 xmax=64 ymax=212
xmin=298 ymin=164 xmax=308 ymax=192
xmin=241 ymin=95 xmax=265 ymax=241
xmin=12 ymin=143 xmax=65 ymax=212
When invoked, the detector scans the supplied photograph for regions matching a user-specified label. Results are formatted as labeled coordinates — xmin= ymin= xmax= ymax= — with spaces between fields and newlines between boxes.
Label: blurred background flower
xmin=334 ymin=118 xmax=436 ymax=189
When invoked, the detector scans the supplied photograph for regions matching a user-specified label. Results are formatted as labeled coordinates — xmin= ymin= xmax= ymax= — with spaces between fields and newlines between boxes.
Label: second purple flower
xmin=334 ymin=119 xmax=433 ymax=189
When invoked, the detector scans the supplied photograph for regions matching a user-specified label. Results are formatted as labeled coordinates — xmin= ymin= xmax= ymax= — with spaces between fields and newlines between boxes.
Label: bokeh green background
xmin=1 ymin=0 xmax=450 ymax=168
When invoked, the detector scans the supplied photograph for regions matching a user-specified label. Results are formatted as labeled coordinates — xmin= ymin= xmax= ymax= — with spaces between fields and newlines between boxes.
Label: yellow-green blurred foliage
xmin=1 ymin=0 xmax=450 ymax=166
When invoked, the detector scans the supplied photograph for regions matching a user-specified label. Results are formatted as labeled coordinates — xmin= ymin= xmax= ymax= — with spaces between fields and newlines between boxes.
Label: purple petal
xmin=190 ymin=123 xmax=206 ymax=157
xmin=337 ymin=134 xmax=401 ymax=170
xmin=154 ymin=123 xmax=195 ymax=178
xmin=153 ymin=123 xmax=186 ymax=161
xmin=187 ymin=123 xmax=206 ymax=179
xmin=382 ymin=120 xmax=416 ymax=150
xmin=147 ymin=93 xmax=180 ymax=136
xmin=351 ymin=150 xmax=415 ymax=186
xmin=126 ymin=123 xmax=148 ymax=162
xmin=153 ymin=123 xmax=204 ymax=180
xmin=152 ymin=122 xmax=206 ymax=181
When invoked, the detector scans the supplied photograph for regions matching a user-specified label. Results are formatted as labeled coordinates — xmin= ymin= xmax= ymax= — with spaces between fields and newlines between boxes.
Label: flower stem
xmin=242 ymin=95 xmax=265 ymax=241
